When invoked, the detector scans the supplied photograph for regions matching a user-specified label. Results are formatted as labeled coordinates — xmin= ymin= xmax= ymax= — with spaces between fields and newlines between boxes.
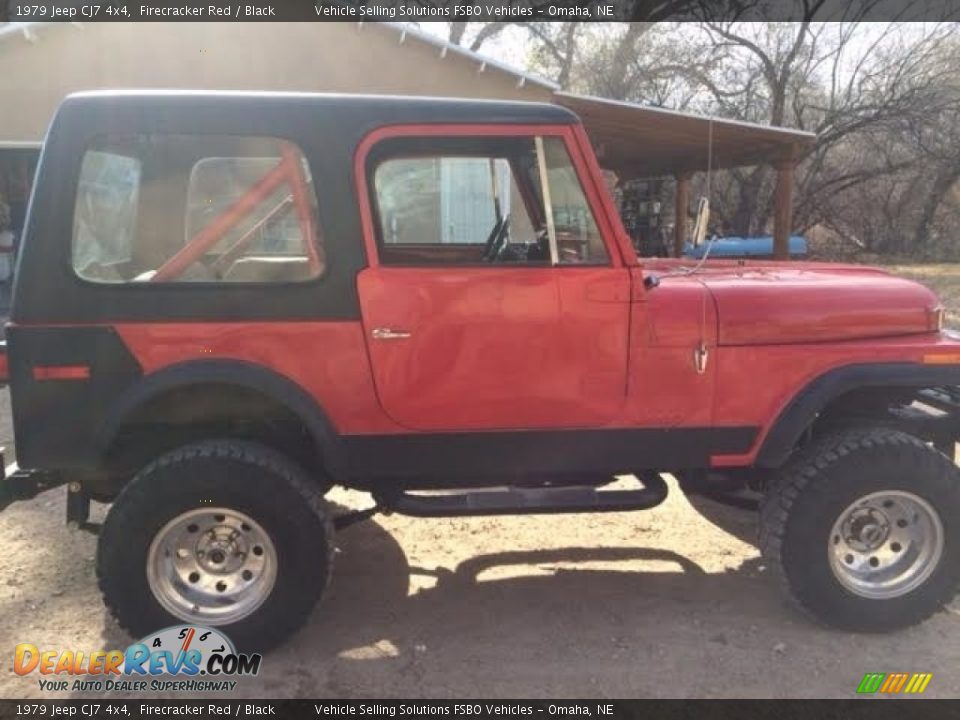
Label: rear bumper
xmin=0 ymin=453 xmax=64 ymax=512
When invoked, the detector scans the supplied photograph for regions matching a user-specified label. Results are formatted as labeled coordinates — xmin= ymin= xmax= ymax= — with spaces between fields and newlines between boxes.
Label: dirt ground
xmin=0 ymin=384 xmax=958 ymax=700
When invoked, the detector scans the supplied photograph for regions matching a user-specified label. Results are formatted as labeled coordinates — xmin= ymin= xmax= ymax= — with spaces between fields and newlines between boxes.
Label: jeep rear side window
xmin=370 ymin=135 xmax=608 ymax=267
xmin=71 ymin=135 xmax=324 ymax=284
xmin=73 ymin=151 xmax=141 ymax=276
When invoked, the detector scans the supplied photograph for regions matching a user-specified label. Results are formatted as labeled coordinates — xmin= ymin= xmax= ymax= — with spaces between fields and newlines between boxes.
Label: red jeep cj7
xmin=1 ymin=91 xmax=959 ymax=649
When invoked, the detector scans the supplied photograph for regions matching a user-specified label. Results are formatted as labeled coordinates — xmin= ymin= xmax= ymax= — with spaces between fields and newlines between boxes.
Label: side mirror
xmin=691 ymin=197 xmax=710 ymax=248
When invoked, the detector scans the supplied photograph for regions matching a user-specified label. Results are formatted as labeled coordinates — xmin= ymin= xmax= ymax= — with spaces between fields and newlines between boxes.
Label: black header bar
xmin=2 ymin=0 xmax=957 ymax=23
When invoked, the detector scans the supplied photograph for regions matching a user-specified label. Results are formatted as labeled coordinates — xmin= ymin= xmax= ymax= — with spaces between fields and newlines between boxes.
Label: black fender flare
xmin=96 ymin=359 xmax=345 ymax=479
xmin=755 ymin=362 xmax=960 ymax=468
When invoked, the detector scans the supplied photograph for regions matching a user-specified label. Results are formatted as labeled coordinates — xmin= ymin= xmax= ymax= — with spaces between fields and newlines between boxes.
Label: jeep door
xmin=356 ymin=126 xmax=631 ymax=431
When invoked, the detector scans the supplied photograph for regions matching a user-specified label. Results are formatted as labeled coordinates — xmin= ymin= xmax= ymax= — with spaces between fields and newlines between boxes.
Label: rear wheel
xmin=97 ymin=440 xmax=333 ymax=651
xmin=761 ymin=427 xmax=960 ymax=631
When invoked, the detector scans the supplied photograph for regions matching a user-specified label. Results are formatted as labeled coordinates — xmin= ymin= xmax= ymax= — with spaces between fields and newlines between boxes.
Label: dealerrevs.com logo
xmin=14 ymin=625 xmax=261 ymax=693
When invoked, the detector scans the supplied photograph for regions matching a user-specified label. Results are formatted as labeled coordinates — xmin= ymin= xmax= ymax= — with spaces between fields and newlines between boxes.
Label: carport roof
xmin=554 ymin=92 xmax=816 ymax=177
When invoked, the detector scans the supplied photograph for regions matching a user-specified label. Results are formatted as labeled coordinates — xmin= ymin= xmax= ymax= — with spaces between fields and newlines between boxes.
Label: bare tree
xmin=444 ymin=21 xmax=518 ymax=52
xmin=693 ymin=18 xmax=953 ymax=254
xmin=452 ymin=10 xmax=960 ymax=260
xmin=573 ymin=23 xmax=731 ymax=109
xmin=523 ymin=22 xmax=584 ymax=89
xmin=906 ymin=39 xmax=960 ymax=250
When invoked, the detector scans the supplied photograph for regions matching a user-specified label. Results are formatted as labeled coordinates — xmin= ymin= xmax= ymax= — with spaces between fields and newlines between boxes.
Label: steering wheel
xmin=524 ymin=230 xmax=550 ymax=262
xmin=487 ymin=216 xmax=511 ymax=263
xmin=481 ymin=217 xmax=505 ymax=262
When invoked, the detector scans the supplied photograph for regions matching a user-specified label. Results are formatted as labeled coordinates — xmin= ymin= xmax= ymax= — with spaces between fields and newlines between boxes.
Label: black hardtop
xmin=56 ymin=90 xmax=578 ymax=129
xmin=13 ymin=91 xmax=578 ymax=326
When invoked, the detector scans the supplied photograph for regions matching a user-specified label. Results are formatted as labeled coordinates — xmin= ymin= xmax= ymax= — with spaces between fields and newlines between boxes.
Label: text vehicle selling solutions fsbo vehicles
xmin=3 ymin=92 xmax=960 ymax=649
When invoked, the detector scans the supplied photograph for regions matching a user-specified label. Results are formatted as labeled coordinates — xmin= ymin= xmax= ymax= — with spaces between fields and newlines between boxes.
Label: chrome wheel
xmin=828 ymin=491 xmax=943 ymax=599
xmin=147 ymin=507 xmax=277 ymax=624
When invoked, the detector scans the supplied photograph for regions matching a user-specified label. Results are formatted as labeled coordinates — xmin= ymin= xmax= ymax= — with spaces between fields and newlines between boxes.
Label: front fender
xmin=756 ymin=362 xmax=960 ymax=468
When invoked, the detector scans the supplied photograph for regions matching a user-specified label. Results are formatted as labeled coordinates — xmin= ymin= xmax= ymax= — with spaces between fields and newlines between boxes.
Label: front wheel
xmin=97 ymin=440 xmax=333 ymax=652
xmin=761 ymin=428 xmax=960 ymax=632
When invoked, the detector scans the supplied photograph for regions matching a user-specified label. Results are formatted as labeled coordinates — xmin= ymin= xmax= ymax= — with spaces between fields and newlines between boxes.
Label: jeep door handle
xmin=371 ymin=327 xmax=412 ymax=340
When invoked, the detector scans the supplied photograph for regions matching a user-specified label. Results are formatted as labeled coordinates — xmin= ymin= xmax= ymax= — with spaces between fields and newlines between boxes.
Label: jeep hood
xmin=653 ymin=261 xmax=940 ymax=346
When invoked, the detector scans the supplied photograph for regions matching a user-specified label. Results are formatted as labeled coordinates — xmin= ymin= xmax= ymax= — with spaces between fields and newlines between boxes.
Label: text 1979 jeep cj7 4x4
xmin=1 ymin=91 xmax=960 ymax=650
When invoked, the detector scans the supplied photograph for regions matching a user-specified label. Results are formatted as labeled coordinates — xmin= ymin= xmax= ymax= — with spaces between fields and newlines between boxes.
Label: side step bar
xmin=374 ymin=473 xmax=668 ymax=518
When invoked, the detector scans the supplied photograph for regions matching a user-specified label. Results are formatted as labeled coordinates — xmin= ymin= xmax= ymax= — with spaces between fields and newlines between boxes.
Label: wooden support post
xmin=673 ymin=171 xmax=692 ymax=258
xmin=773 ymin=159 xmax=796 ymax=261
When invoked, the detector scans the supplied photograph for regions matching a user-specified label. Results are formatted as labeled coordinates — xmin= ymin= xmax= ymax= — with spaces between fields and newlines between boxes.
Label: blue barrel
xmin=683 ymin=234 xmax=807 ymax=259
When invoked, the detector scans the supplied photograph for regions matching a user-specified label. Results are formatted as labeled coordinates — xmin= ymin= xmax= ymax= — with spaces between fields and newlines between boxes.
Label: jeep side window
xmin=540 ymin=137 xmax=608 ymax=265
xmin=370 ymin=135 xmax=607 ymax=267
xmin=71 ymin=135 xmax=324 ymax=284
xmin=72 ymin=151 xmax=142 ymax=280
xmin=374 ymin=154 xmax=544 ymax=266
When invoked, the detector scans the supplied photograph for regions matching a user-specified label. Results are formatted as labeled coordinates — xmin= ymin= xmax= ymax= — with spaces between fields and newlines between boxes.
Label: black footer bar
xmin=0 ymin=699 xmax=956 ymax=720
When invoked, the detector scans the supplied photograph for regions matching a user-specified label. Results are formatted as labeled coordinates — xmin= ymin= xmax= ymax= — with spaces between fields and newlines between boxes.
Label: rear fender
xmin=98 ymin=359 xmax=345 ymax=478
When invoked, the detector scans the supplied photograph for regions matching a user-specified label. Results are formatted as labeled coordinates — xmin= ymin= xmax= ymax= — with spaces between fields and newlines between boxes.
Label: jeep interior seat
xmin=222 ymin=256 xmax=315 ymax=283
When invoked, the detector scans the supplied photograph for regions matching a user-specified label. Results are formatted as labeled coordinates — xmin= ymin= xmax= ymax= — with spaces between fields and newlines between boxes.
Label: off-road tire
xmin=97 ymin=440 xmax=333 ymax=652
xmin=760 ymin=427 xmax=960 ymax=632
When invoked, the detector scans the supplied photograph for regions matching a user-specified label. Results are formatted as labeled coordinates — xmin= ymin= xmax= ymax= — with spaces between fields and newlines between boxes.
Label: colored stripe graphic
xmin=904 ymin=673 xmax=933 ymax=694
xmin=857 ymin=673 xmax=885 ymax=694
xmin=857 ymin=672 xmax=932 ymax=694
xmin=880 ymin=673 xmax=908 ymax=693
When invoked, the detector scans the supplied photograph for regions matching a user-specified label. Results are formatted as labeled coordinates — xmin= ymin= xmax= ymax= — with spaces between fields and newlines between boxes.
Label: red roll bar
xmin=152 ymin=145 xmax=320 ymax=282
